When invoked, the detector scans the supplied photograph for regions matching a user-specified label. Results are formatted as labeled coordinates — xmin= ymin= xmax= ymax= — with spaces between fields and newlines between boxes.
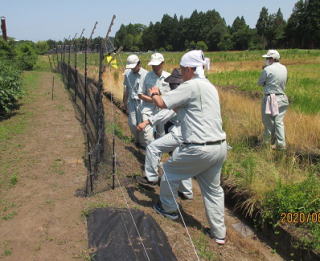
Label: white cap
xmin=262 ymin=50 xmax=280 ymax=60
xmin=126 ymin=54 xmax=139 ymax=69
xmin=180 ymin=50 xmax=206 ymax=68
xmin=148 ymin=53 xmax=164 ymax=66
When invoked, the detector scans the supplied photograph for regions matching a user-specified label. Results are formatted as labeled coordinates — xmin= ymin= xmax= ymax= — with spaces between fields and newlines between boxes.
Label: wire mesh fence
xmin=51 ymin=41 xmax=114 ymax=197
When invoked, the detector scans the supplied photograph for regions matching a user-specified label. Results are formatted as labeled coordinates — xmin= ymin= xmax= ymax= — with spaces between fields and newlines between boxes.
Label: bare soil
xmin=0 ymin=71 xmax=284 ymax=260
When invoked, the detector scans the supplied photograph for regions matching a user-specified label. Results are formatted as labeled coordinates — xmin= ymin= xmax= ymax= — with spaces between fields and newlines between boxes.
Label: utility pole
xmin=1 ymin=16 xmax=7 ymax=41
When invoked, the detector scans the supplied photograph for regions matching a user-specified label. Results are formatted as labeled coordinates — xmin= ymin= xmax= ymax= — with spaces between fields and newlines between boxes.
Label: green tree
xmin=141 ymin=22 xmax=157 ymax=51
xmin=285 ymin=0 xmax=306 ymax=48
xmin=114 ymin=23 xmax=145 ymax=51
xmin=304 ymin=0 xmax=320 ymax=48
xmin=195 ymin=41 xmax=208 ymax=51
xmin=231 ymin=16 xmax=252 ymax=50
xmin=46 ymin=39 xmax=56 ymax=50
xmin=203 ymin=10 xmax=229 ymax=50
xmin=256 ymin=7 xmax=269 ymax=48
xmin=265 ymin=9 xmax=286 ymax=48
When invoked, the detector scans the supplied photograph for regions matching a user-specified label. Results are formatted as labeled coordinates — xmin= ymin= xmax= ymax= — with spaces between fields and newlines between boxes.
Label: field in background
xmin=57 ymin=49 xmax=320 ymax=250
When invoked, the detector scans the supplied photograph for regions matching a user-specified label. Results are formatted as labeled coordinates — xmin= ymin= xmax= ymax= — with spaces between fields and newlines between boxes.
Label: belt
xmin=183 ymin=139 xmax=225 ymax=146
xmin=265 ymin=93 xmax=283 ymax=96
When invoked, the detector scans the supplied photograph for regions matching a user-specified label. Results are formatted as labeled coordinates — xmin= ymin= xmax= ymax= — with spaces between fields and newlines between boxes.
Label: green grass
xmin=223 ymin=141 xmax=320 ymax=251
xmin=194 ymin=233 xmax=217 ymax=260
xmin=106 ymin=122 xmax=134 ymax=144
xmin=3 ymin=249 xmax=12 ymax=256
xmin=208 ymin=63 xmax=320 ymax=114
xmin=0 ymin=200 xmax=17 ymax=221
xmin=0 ymin=71 xmax=41 ymax=189
xmin=0 ymin=71 xmax=41 ymax=141
xmin=34 ymin=56 xmax=52 ymax=72
xmin=49 ymin=158 xmax=65 ymax=175
xmin=81 ymin=201 xmax=109 ymax=218
xmin=9 ymin=173 xmax=18 ymax=186
xmin=263 ymin=174 xmax=320 ymax=251
xmin=54 ymin=49 xmax=320 ymax=114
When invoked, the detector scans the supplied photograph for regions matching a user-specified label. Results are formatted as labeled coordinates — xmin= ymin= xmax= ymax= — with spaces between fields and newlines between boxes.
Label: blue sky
xmin=2 ymin=0 xmax=297 ymax=41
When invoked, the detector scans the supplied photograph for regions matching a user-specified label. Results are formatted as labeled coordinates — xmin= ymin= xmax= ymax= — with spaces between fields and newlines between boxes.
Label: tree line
xmin=114 ymin=0 xmax=320 ymax=51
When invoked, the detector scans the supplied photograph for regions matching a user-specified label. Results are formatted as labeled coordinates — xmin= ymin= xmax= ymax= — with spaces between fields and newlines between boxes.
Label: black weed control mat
xmin=87 ymin=208 xmax=177 ymax=261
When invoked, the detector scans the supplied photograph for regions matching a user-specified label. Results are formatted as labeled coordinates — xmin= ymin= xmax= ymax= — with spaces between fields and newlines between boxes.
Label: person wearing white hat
xmin=123 ymin=54 xmax=148 ymax=146
xmin=138 ymin=53 xmax=171 ymax=145
xmin=135 ymin=69 xmax=193 ymax=200
xmin=258 ymin=49 xmax=289 ymax=150
xmin=148 ymin=50 xmax=227 ymax=245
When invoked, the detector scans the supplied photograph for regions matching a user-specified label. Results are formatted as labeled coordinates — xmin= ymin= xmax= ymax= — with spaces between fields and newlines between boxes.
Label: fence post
xmin=51 ymin=76 xmax=54 ymax=100
xmin=48 ymin=55 xmax=53 ymax=71
xmin=74 ymin=41 xmax=78 ymax=102
xmin=84 ymin=39 xmax=88 ymax=124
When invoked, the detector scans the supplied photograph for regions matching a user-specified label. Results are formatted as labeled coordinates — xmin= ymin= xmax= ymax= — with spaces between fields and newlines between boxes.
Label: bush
xmin=15 ymin=42 xmax=37 ymax=70
xmin=0 ymin=39 xmax=15 ymax=60
xmin=35 ymin=41 xmax=50 ymax=55
xmin=0 ymin=61 xmax=22 ymax=116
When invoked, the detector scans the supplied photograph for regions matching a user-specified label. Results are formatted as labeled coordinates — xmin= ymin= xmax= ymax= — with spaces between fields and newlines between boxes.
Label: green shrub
xmin=0 ymin=39 xmax=15 ymax=60
xmin=35 ymin=41 xmax=49 ymax=55
xmin=15 ymin=42 xmax=37 ymax=70
xmin=262 ymin=174 xmax=320 ymax=250
xmin=263 ymin=174 xmax=320 ymax=219
xmin=0 ymin=61 xmax=22 ymax=115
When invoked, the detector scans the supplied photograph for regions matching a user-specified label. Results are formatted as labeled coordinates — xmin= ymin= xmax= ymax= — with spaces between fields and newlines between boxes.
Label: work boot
xmin=136 ymin=176 xmax=158 ymax=187
xmin=153 ymin=201 xmax=179 ymax=220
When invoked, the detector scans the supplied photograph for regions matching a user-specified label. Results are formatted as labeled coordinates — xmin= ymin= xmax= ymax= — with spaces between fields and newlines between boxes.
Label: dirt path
xmin=0 ymin=69 xmax=284 ymax=261
xmin=0 ymin=72 xmax=88 ymax=260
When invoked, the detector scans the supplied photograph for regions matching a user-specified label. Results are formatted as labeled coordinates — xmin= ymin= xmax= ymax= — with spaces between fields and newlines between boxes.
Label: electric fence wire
xmin=100 ymin=19 xmax=151 ymax=260
xmin=105 ymin=36 xmax=200 ymax=261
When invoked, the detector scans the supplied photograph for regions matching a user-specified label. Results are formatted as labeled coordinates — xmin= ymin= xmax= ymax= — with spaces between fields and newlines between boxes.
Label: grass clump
xmin=106 ymin=123 xmax=134 ymax=144
xmin=262 ymin=174 xmax=320 ymax=251
xmin=194 ymin=233 xmax=217 ymax=261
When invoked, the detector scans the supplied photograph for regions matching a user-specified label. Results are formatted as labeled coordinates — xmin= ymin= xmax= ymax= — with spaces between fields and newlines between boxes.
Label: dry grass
xmin=102 ymin=69 xmax=125 ymax=101
xmin=219 ymin=89 xmax=320 ymax=153
xmin=211 ymin=57 xmax=320 ymax=73
xmin=95 ymin=65 xmax=320 ymax=154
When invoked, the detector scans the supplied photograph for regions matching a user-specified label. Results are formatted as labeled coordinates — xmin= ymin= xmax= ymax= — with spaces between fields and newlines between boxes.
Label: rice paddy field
xmin=58 ymin=49 xmax=320 ymax=251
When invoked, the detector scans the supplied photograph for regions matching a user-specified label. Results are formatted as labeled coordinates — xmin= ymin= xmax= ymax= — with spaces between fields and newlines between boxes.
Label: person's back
xmin=258 ymin=50 xmax=289 ymax=150
xmin=167 ymin=77 xmax=226 ymax=143
xmin=259 ymin=62 xmax=287 ymax=95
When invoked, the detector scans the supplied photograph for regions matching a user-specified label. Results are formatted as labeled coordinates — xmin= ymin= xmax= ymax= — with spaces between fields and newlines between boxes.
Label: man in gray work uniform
xmin=258 ymin=50 xmax=289 ymax=150
xmin=149 ymin=50 xmax=227 ymax=245
xmin=136 ymin=69 xmax=193 ymax=200
xmin=138 ymin=53 xmax=171 ymax=145
xmin=123 ymin=54 xmax=148 ymax=146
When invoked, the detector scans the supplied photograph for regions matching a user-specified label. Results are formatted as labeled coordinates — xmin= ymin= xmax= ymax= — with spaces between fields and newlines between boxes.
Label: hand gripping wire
xmin=104 ymin=17 xmax=200 ymax=261
xmin=107 ymin=40 xmax=200 ymax=261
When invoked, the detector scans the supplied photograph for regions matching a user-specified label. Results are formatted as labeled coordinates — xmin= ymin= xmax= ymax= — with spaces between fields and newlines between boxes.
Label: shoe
xmin=135 ymin=142 xmax=146 ymax=150
xmin=178 ymin=191 xmax=193 ymax=200
xmin=215 ymin=238 xmax=226 ymax=245
xmin=153 ymin=201 xmax=179 ymax=220
xmin=204 ymin=228 xmax=226 ymax=245
xmin=136 ymin=176 xmax=158 ymax=187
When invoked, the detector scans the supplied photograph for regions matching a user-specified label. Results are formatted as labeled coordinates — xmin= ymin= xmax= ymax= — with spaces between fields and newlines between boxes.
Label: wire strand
xmin=105 ymin=37 xmax=200 ymax=261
